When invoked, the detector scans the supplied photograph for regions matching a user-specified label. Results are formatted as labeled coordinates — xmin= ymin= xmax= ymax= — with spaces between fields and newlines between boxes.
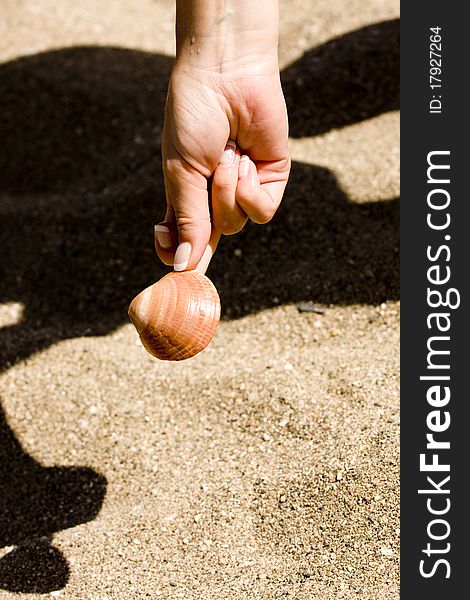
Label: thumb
xmin=163 ymin=156 xmax=212 ymax=272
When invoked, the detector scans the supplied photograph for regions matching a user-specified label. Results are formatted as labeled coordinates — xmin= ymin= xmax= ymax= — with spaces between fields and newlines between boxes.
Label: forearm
xmin=175 ymin=0 xmax=279 ymax=69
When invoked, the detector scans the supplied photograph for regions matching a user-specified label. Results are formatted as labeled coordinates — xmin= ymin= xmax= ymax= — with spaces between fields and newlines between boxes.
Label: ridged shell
xmin=128 ymin=271 xmax=221 ymax=361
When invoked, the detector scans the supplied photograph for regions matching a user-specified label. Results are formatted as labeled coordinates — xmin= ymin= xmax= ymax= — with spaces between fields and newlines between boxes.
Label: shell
xmin=128 ymin=271 xmax=221 ymax=361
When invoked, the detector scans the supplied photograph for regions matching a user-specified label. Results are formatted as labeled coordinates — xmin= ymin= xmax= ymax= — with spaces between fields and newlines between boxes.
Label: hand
xmin=155 ymin=1 xmax=290 ymax=273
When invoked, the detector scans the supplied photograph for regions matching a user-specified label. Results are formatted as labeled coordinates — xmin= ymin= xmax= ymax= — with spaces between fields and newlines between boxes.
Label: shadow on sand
xmin=0 ymin=19 xmax=398 ymax=593
xmin=0 ymin=403 xmax=106 ymax=593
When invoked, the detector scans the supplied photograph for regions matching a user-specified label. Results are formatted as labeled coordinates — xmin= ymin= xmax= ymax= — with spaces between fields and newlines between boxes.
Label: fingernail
xmin=154 ymin=224 xmax=172 ymax=249
xmin=239 ymin=155 xmax=250 ymax=178
xmin=196 ymin=242 xmax=215 ymax=274
xmin=174 ymin=241 xmax=192 ymax=271
xmin=219 ymin=141 xmax=237 ymax=166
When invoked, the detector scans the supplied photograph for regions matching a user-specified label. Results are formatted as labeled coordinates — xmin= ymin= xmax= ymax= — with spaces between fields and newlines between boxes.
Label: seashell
xmin=128 ymin=271 xmax=221 ymax=361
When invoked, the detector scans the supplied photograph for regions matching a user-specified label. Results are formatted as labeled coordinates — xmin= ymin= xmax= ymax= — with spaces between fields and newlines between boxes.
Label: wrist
xmin=175 ymin=0 xmax=279 ymax=71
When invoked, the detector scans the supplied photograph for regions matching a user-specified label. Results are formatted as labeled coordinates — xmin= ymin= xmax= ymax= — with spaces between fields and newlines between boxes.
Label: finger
xmin=212 ymin=141 xmax=248 ymax=235
xmin=236 ymin=155 xmax=289 ymax=224
xmin=154 ymin=206 xmax=178 ymax=266
xmin=195 ymin=227 xmax=221 ymax=274
xmin=154 ymin=203 xmax=178 ymax=266
xmin=163 ymin=153 xmax=212 ymax=271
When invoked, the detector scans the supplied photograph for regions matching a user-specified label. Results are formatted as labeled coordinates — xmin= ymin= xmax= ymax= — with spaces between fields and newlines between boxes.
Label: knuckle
xmin=163 ymin=157 xmax=182 ymax=178
xmin=213 ymin=179 xmax=235 ymax=193
xmin=174 ymin=210 xmax=211 ymax=232
xmin=253 ymin=206 xmax=277 ymax=225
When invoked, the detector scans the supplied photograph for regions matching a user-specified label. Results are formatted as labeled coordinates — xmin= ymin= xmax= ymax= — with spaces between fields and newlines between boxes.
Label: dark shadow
xmin=220 ymin=163 xmax=398 ymax=318
xmin=0 ymin=46 xmax=171 ymax=194
xmin=0 ymin=538 xmax=69 ymax=594
xmin=0 ymin=402 xmax=107 ymax=593
xmin=0 ymin=36 xmax=399 ymax=372
xmin=282 ymin=19 xmax=399 ymax=137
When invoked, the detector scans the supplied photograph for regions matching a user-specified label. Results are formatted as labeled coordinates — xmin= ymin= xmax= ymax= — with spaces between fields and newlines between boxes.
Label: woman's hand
xmin=155 ymin=0 xmax=290 ymax=273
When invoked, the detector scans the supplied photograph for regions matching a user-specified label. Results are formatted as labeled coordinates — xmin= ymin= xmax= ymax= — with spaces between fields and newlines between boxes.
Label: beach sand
xmin=0 ymin=1 xmax=399 ymax=597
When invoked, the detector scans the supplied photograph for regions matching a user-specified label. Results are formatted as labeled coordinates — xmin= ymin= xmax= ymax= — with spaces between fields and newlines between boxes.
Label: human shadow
xmin=282 ymin=18 xmax=399 ymax=137
xmin=0 ymin=20 xmax=398 ymax=593
xmin=0 ymin=402 xmax=107 ymax=593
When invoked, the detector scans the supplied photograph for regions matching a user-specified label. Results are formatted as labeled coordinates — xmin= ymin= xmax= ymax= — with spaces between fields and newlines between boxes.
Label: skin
xmin=155 ymin=0 xmax=290 ymax=273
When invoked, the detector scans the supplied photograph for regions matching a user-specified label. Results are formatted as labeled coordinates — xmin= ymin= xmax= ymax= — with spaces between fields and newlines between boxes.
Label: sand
xmin=0 ymin=0 xmax=399 ymax=597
